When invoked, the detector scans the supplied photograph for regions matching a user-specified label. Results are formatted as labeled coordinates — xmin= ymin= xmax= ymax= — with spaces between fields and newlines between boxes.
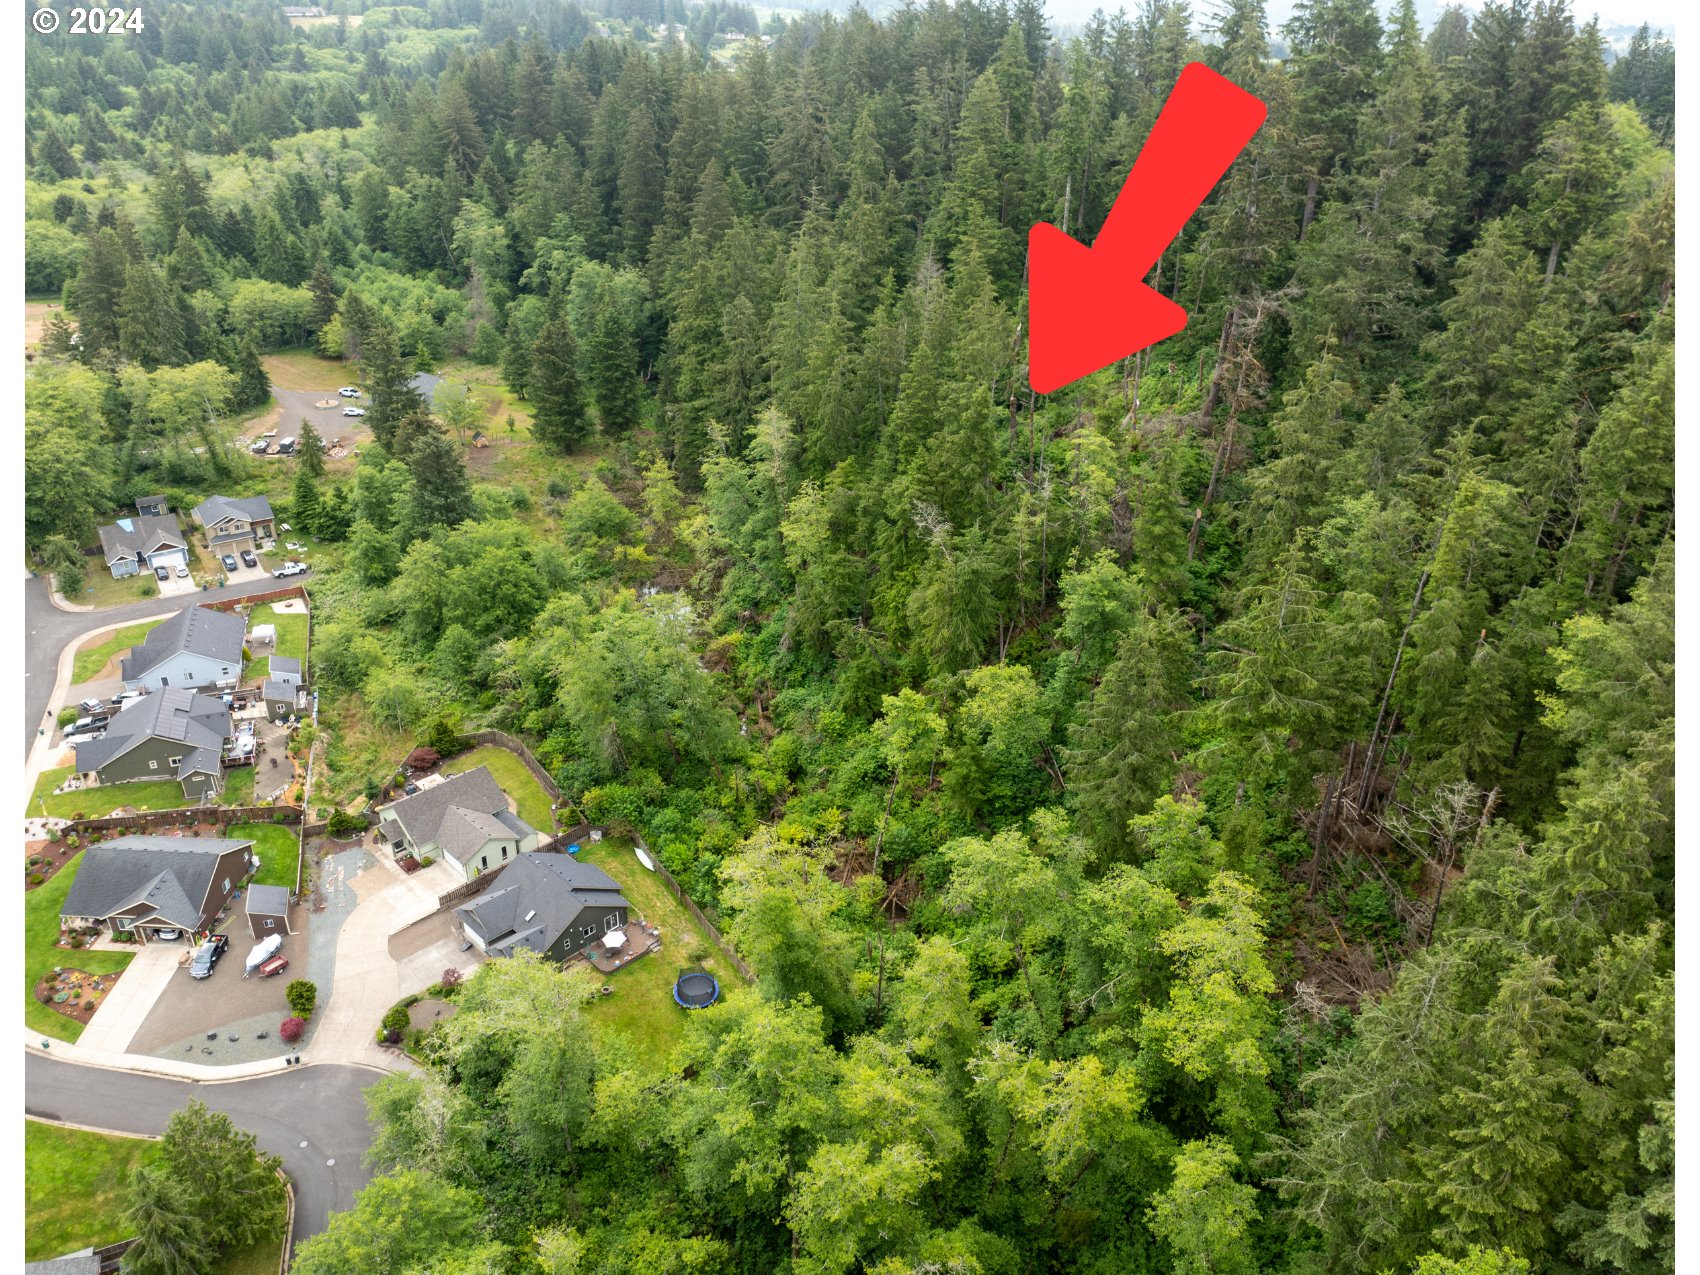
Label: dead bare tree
xmin=1380 ymin=781 xmax=1498 ymax=947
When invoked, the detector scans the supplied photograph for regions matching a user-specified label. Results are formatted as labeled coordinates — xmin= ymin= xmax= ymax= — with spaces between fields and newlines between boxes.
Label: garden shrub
xmin=285 ymin=979 xmax=317 ymax=1018
xmin=279 ymin=1016 xmax=305 ymax=1044
xmin=325 ymin=808 xmax=365 ymax=836
xmin=440 ymin=967 xmax=463 ymax=990
xmin=30 ymin=873 xmax=44 ymax=885
xmin=57 ymin=707 xmax=79 ymax=728
xmin=382 ymin=1004 xmax=410 ymax=1042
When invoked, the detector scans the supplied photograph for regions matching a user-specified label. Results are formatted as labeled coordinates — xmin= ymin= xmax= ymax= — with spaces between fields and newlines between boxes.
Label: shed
xmin=250 ymin=623 xmax=277 ymax=644
xmin=245 ymin=883 xmax=294 ymax=938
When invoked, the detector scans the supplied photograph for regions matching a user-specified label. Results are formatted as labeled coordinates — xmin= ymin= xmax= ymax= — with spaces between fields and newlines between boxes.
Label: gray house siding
xmin=546 ymin=902 xmax=629 ymax=961
xmin=125 ymin=650 xmax=238 ymax=693
xmin=82 ymin=737 xmax=221 ymax=800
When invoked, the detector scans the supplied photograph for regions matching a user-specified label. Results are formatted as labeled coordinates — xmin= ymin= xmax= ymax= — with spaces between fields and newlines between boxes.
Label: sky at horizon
xmin=1031 ymin=0 xmax=1679 ymax=39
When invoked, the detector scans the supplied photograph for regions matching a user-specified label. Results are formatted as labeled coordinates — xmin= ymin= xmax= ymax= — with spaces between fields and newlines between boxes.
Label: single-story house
xmin=73 ymin=688 xmax=233 ymax=802
xmin=245 ymin=884 xmax=294 ymax=939
xmin=121 ymin=605 xmax=246 ymax=692
xmin=192 ymin=495 xmax=276 ymax=555
xmin=60 ymin=835 xmax=257 ymax=944
xmin=378 ymin=765 xmax=540 ymax=882
xmin=263 ymin=679 xmax=310 ymax=722
xmin=454 ymin=852 xmax=630 ymax=961
xmin=135 ymin=495 xmax=168 ymax=517
xmin=98 ymin=514 xmax=188 ymax=579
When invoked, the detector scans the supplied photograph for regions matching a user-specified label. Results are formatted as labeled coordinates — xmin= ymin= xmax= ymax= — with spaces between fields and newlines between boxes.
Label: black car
xmin=240 ymin=550 xmax=258 ymax=568
xmin=154 ymin=565 xmax=170 ymax=581
xmin=188 ymin=933 xmax=229 ymax=979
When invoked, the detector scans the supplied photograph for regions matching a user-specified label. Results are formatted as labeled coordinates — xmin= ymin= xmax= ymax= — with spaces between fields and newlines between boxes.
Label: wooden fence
xmin=201 ymin=584 xmax=309 ymax=613
xmin=67 ymin=806 xmax=303 ymax=839
xmin=643 ymin=844 xmax=755 ymax=984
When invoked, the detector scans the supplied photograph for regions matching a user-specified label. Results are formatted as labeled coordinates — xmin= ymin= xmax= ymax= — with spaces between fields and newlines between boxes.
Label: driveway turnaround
xmin=24 ymin=1052 xmax=381 ymax=1246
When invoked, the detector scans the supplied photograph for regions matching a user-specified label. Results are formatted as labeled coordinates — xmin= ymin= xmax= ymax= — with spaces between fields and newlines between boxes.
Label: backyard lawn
xmin=230 ymin=822 xmax=300 ymax=889
xmin=30 ymin=766 xmax=192 ymax=820
xmin=247 ymin=603 xmax=308 ymax=669
xmin=72 ymin=619 xmax=166 ymax=683
xmin=24 ymin=1120 xmax=285 ymax=1273
xmin=223 ymin=765 xmax=255 ymax=807
xmin=25 ymin=1120 xmax=159 ymax=1260
xmin=442 ymin=745 xmax=556 ymax=832
xmin=26 ymin=850 xmax=133 ymax=1042
xmin=575 ymin=836 xmax=737 ymax=1067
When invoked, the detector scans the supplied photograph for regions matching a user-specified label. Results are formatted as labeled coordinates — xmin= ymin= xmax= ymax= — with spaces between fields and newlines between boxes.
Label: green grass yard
xmin=222 ymin=765 xmax=255 ymax=807
xmin=70 ymin=568 xmax=167 ymax=611
xmin=26 ymin=851 xmax=133 ymax=1042
xmin=71 ymin=619 xmax=166 ymax=684
xmin=230 ymin=822 xmax=300 ymax=889
xmin=29 ymin=766 xmax=192 ymax=821
xmin=247 ymin=603 xmax=309 ymax=669
xmin=24 ymin=1120 xmax=285 ymax=1272
xmin=24 ymin=1120 xmax=160 ymax=1260
xmin=575 ymin=837 xmax=737 ymax=1067
xmin=442 ymin=745 xmax=556 ymax=832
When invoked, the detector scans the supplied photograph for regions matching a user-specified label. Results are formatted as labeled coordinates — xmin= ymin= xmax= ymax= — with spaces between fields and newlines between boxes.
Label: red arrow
xmin=1027 ymin=63 xmax=1266 ymax=394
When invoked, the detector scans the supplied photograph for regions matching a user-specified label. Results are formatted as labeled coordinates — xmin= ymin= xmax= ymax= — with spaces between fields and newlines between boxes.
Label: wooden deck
xmin=584 ymin=920 xmax=662 ymax=975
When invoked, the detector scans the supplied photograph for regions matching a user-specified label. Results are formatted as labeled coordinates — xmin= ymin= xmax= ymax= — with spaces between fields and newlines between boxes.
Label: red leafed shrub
xmin=279 ymin=1016 xmax=305 ymax=1044
xmin=405 ymin=747 xmax=441 ymax=771
xmin=441 ymin=967 xmax=464 ymax=989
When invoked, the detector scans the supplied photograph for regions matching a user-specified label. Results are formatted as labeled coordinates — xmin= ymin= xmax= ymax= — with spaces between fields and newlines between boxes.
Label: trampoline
xmin=673 ymin=969 xmax=720 ymax=1010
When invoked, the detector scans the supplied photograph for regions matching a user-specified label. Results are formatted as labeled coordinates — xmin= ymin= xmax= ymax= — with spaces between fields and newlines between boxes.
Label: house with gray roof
xmin=120 ymin=605 xmax=246 ymax=691
xmin=73 ymin=688 xmax=233 ymax=802
xmin=245 ymin=883 xmax=294 ymax=939
xmin=454 ymin=852 xmax=629 ymax=961
xmin=192 ymin=495 xmax=276 ymax=555
xmin=97 ymin=513 xmax=188 ymax=579
xmin=378 ymin=766 xmax=541 ymax=882
xmin=60 ymin=835 xmax=257 ymax=944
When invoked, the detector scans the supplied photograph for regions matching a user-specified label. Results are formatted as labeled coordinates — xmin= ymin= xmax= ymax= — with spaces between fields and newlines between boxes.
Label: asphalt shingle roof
xmin=98 ymin=514 xmax=185 ymax=565
xmin=454 ymin=852 xmax=629 ymax=958
xmin=385 ymin=766 xmax=538 ymax=866
xmin=60 ymin=835 xmax=255 ymax=931
xmin=246 ymin=884 xmax=291 ymax=916
xmin=74 ymin=688 xmax=231 ymax=779
xmin=120 ymin=605 xmax=246 ymax=682
xmin=270 ymin=656 xmax=302 ymax=679
xmin=194 ymin=494 xmax=274 ymax=528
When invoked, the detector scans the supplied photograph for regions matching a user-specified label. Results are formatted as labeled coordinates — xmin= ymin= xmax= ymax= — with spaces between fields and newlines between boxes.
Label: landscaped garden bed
xmin=33 ymin=966 xmax=120 ymax=1026
xmin=23 ymin=838 xmax=75 ymax=891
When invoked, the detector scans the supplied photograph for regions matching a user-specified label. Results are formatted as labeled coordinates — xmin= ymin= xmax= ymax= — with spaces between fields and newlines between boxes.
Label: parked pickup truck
xmin=255 ymin=953 xmax=289 ymax=978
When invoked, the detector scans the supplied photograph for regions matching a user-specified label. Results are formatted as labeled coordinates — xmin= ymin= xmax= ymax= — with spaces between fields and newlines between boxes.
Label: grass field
xmin=576 ymin=836 xmax=735 ymax=1066
xmin=24 ymin=1120 xmax=160 ymax=1260
xmin=72 ymin=569 xmax=167 ymax=611
xmin=261 ymin=349 xmax=351 ymax=391
xmin=247 ymin=603 xmax=309 ymax=668
xmin=223 ymin=766 xmax=256 ymax=808
xmin=24 ymin=1120 xmax=286 ymax=1272
xmin=26 ymin=851 xmax=134 ymax=1042
xmin=30 ymin=766 xmax=193 ymax=821
xmin=72 ymin=619 xmax=166 ymax=684
xmin=230 ymin=822 xmax=300 ymax=889
xmin=442 ymin=745 xmax=556 ymax=832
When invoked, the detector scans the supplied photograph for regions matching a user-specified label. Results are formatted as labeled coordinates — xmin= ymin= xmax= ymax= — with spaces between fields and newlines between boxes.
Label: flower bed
xmin=33 ymin=967 xmax=120 ymax=1026
xmin=23 ymin=840 xmax=75 ymax=892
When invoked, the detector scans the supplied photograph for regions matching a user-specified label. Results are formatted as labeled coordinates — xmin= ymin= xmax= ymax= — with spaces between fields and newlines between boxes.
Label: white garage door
xmin=149 ymin=549 xmax=188 ymax=568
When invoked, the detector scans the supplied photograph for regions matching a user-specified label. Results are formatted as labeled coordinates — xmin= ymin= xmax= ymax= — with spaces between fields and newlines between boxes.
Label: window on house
xmin=161 ymin=677 xmax=169 ymax=686
xmin=265 ymin=919 xmax=275 ymax=929
xmin=480 ymin=855 xmax=488 ymax=868
xmin=168 ymin=756 xmax=182 ymax=767
xmin=501 ymin=846 xmax=508 ymax=860
xmin=149 ymin=760 xmax=158 ymax=770
xmin=605 ymin=914 xmax=617 ymax=931
xmin=223 ymin=877 xmax=230 ymax=891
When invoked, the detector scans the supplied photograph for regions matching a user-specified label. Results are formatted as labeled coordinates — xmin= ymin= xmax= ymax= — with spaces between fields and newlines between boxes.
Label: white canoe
xmin=635 ymin=846 xmax=656 ymax=872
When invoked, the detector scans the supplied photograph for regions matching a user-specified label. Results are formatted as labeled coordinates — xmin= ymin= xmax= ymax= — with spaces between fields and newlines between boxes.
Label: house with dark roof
xmin=454 ymin=852 xmax=629 ymax=961
xmin=135 ymin=495 xmax=168 ymax=517
xmin=60 ymin=835 xmax=257 ymax=944
xmin=97 ymin=513 xmax=188 ymax=579
xmin=378 ymin=766 xmax=541 ymax=881
xmin=121 ymin=605 xmax=246 ymax=691
xmin=192 ymin=495 xmax=276 ymax=555
xmin=73 ymin=688 xmax=234 ymax=802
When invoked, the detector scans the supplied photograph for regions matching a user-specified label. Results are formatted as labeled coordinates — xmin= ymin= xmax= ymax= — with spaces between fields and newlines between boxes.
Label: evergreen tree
xmin=529 ymin=296 xmax=590 ymax=453
xmin=360 ymin=321 xmax=424 ymax=450
xmin=586 ymin=286 xmax=642 ymax=434
xmin=226 ymin=337 xmax=271 ymax=411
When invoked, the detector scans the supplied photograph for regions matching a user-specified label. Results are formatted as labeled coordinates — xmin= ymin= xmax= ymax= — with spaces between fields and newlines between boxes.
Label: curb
xmin=24 ymin=1111 xmax=161 ymax=1141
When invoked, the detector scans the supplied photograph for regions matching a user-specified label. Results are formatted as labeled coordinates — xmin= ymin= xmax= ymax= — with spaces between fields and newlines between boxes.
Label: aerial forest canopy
xmin=23 ymin=0 xmax=1675 ymax=1271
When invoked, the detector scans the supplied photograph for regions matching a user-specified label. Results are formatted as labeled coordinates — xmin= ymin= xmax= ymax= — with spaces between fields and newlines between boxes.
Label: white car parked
xmin=338 ymin=387 xmax=361 ymax=397
xmin=342 ymin=406 xmax=366 ymax=417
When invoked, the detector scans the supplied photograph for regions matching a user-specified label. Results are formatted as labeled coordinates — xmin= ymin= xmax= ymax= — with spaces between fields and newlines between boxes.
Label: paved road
xmin=25 ymin=1053 xmax=380 ymax=1247
xmin=23 ymin=573 xmax=297 ymax=751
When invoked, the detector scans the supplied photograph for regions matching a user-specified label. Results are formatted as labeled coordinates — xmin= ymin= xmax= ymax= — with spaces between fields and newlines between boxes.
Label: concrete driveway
xmin=156 ymin=570 xmax=198 ymax=598
xmin=77 ymin=941 xmax=184 ymax=1054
